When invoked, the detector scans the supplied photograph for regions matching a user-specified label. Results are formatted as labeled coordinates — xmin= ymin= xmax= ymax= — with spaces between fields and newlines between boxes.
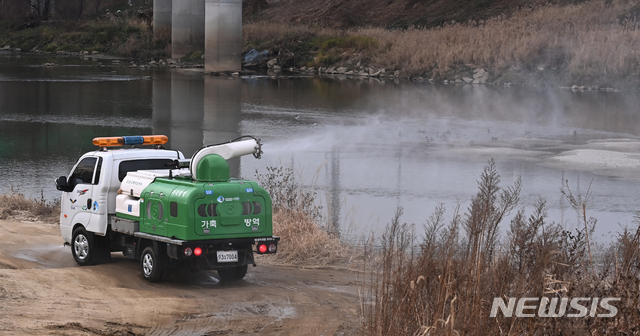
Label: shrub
xmin=255 ymin=166 xmax=354 ymax=266
xmin=181 ymin=50 xmax=204 ymax=63
xmin=0 ymin=189 xmax=60 ymax=223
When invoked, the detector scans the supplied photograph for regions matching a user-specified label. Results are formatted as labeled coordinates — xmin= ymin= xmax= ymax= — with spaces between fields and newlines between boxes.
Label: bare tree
xmin=29 ymin=0 xmax=52 ymax=20
xmin=77 ymin=0 xmax=84 ymax=20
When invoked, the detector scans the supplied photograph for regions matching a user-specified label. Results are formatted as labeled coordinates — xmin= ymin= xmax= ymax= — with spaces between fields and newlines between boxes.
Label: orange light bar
xmin=141 ymin=135 xmax=169 ymax=145
xmin=92 ymin=135 xmax=168 ymax=147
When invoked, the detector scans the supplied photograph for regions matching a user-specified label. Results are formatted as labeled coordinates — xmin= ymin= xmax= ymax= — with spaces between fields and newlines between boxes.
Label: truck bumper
xmin=171 ymin=236 xmax=279 ymax=270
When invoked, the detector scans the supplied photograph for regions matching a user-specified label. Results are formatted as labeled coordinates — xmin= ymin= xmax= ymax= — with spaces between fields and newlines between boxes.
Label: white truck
xmin=56 ymin=135 xmax=278 ymax=281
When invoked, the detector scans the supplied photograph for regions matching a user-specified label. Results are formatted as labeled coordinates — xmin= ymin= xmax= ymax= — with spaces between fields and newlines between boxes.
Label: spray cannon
xmin=190 ymin=136 xmax=263 ymax=182
xmin=119 ymin=136 xmax=264 ymax=199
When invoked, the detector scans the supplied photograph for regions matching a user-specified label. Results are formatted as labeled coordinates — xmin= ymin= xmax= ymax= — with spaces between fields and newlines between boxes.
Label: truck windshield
xmin=70 ymin=157 xmax=98 ymax=185
xmin=118 ymin=159 xmax=176 ymax=181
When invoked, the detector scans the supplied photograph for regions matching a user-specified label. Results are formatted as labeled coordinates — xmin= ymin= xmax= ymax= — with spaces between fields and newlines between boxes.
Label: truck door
xmin=60 ymin=156 xmax=103 ymax=234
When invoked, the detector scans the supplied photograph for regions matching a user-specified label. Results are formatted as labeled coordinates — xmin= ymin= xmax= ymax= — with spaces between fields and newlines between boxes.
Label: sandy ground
xmin=0 ymin=219 xmax=361 ymax=336
xmin=541 ymin=139 xmax=640 ymax=181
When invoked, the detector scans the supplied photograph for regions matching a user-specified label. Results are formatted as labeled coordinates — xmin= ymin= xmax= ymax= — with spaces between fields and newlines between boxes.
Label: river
xmin=1 ymin=52 xmax=639 ymax=242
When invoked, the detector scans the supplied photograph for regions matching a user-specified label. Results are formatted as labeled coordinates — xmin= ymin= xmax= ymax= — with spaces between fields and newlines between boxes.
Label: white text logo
xmin=490 ymin=297 xmax=620 ymax=318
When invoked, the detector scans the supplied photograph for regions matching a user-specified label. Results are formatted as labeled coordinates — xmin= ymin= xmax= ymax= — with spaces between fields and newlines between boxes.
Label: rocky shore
xmin=255 ymin=56 xmax=625 ymax=91
xmin=3 ymin=44 xmax=625 ymax=92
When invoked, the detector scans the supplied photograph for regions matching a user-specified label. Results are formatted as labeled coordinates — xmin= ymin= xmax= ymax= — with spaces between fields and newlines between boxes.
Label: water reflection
xmin=203 ymin=76 xmax=242 ymax=177
xmin=154 ymin=72 xmax=243 ymax=175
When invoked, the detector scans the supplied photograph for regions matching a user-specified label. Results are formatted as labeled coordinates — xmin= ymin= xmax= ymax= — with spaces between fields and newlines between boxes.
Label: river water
xmin=1 ymin=52 xmax=639 ymax=242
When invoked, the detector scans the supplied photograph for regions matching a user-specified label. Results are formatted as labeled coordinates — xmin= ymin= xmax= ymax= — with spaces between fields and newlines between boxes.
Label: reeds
xmin=0 ymin=189 xmax=60 ymax=223
xmin=244 ymin=0 xmax=640 ymax=83
xmin=255 ymin=166 xmax=354 ymax=266
xmin=359 ymin=1 xmax=640 ymax=81
xmin=361 ymin=158 xmax=640 ymax=335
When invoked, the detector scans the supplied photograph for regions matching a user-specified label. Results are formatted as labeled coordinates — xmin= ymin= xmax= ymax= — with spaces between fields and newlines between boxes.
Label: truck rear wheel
xmin=217 ymin=265 xmax=248 ymax=281
xmin=72 ymin=227 xmax=94 ymax=266
xmin=141 ymin=247 xmax=164 ymax=282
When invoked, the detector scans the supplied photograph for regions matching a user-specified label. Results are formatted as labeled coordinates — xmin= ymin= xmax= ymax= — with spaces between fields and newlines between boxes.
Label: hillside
xmin=242 ymin=0 xmax=640 ymax=88
xmin=246 ymin=0 xmax=586 ymax=28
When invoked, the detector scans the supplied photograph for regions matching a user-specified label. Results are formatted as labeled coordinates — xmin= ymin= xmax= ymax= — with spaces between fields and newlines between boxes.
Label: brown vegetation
xmin=244 ymin=0 xmax=640 ymax=86
xmin=0 ymin=189 xmax=60 ymax=223
xmin=248 ymin=0 xmax=572 ymax=29
xmin=255 ymin=166 xmax=355 ymax=266
xmin=360 ymin=159 xmax=640 ymax=335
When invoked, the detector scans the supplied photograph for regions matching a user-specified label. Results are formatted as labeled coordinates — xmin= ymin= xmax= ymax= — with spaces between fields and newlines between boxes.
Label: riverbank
xmin=0 ymin=8 xmax=171 ymax=60
xmin=243 ymin=0 xmax=640 ymax=89
xmin=2 ymin=0 xmax=639 ymax=89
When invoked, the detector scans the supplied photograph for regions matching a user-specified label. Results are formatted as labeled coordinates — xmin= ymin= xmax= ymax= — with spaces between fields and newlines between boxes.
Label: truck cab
xmin=57 ymin=148 xmax=185 ymax=244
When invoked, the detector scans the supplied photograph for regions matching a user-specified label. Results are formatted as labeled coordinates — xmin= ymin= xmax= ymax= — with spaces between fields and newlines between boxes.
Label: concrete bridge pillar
xmin=204 ymin=0 xmax=242 ymax=72
xmin=153 ymin=0 xmax=172 ymax=38
xmin=171 ymin=0 xmax=205 ymax=59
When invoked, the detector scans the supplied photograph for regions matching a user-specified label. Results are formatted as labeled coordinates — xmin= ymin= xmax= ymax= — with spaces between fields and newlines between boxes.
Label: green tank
xmin=117 ymin=153 xmax=273 ymax=241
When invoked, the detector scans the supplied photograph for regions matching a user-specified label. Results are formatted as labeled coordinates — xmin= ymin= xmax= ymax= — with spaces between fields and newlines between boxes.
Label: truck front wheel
xmin=217 ymin=265 xmax=248 ymax=281
xmin=72 ymin=227 xmax=94 ymax=266
xmin=141 ymin=247 xmax=164 ymax=282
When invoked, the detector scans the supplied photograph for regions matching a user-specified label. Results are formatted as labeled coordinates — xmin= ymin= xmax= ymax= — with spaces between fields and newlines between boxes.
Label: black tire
xmin=141 ymin=247 xmax=165 ymax=282
xmin=217 ymin=265 xmax=248 ymax=281
xmin=71 ymin=226 xmax=94 ymax=266
xmin=93 ymin=234 xmax=112 ymax=263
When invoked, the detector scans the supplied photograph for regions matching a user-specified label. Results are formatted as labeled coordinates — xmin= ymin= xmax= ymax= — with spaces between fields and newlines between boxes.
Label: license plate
xmin=217 ymin=250 xmax=238 ymax=263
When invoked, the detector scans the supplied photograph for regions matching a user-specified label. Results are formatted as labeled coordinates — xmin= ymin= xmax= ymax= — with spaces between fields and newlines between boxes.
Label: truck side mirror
xmin=55 ymin=176 xmax=69 ymax=192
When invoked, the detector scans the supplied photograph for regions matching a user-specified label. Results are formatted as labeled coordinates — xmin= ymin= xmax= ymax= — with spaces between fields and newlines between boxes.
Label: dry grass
xmin=0 ymin=189 xmax=60 ymax=223
xmin=244 ymin=0 xmax=640 ymax=84
xmin=243 ymin=22 xmax=333 ymax=45
xmin=255 ymin=166 xmax=356 ymax=267
xmin=361 ymin=159 xmax=640 ymax=335
xmin=358 ymin=1 xmax=640 ymax=81
xmin=269 ymin=209 xmax=353 ymax=266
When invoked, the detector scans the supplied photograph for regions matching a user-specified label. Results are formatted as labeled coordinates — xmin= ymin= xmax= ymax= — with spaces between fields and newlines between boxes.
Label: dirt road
xmin=0 ymin=219 xmax=361 ymax=335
